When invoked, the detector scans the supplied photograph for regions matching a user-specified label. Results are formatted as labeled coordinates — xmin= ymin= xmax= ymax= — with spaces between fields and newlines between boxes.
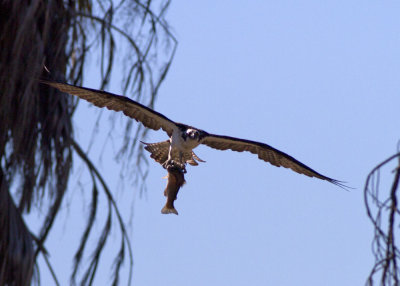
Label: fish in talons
xmin=161 ymin=161 xmax=186 ymax=215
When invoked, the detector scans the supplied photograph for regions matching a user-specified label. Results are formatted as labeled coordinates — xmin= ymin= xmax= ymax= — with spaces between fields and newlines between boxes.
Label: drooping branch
xmin=365 ymin=151 xmax=400 ymax=286
xmin=0 ymin=170 xmax=34 ymax=286
xmin=71 ymin=139 xmax=133 ymax=285
xmin=0 ymin=0 xmax=176 ymax=284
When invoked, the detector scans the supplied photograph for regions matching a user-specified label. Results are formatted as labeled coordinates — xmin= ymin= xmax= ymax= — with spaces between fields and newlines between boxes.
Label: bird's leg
xmin=162 ymin=145 xmax=174 ymax=169
xmin=162 ymin=160 xmax=186 ymax=173
xmin=161 ymin=145 xmax=185 ymax=171
xmin=162 ymin=150 xmax=186 ymax=173
xmin=178 ymin=152 xmax=184 ymax=167
xmin=177 ymin=152 xmax=187 ymax=173
xmin=161 ymin=145 xmax=184 ymax=171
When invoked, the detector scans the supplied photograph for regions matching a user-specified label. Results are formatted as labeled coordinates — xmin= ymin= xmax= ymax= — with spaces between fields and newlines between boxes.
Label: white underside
xmin=169 ymin=129 xmax=201 ymax=163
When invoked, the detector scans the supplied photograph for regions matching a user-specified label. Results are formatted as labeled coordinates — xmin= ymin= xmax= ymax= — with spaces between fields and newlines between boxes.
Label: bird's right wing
xmin=41 ymin=80 xmax=178 ymax=136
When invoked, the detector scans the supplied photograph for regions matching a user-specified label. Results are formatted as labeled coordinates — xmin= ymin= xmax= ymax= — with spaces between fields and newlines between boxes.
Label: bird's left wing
xmin=201 ymin=133 xmax=346 ymax=188
xmin=40 ymin=80 xmax=178 ymax=136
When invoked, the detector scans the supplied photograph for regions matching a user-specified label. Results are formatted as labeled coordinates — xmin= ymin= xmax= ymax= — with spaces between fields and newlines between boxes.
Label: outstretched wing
xmin=40 ymin=80 xmax=178 ymax=137
xmin=201 ymin=134 xmax=346 ymax=188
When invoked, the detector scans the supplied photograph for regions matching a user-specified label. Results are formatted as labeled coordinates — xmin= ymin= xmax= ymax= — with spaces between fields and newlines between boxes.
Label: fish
xmin=161 ymin=162 xmax=186 ymax=215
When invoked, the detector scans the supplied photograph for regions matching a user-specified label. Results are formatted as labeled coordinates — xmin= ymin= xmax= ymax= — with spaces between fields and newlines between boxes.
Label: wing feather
xmin=40 ymin=80 xmax=177 ymax=136
xmin=201 ymin=134 xmax=347 ymax=188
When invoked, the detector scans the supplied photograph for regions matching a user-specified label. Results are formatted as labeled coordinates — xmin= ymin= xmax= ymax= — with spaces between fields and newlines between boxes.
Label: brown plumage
xmin=41 ymin=80 xmax=349 ymax=201
xmin=141 ymin=140 xmax=205 ymax=166
xmin=161 ymin=163 xmax=186 ymax=215
xmin=39 ymin=80 xmax=177 ymax=136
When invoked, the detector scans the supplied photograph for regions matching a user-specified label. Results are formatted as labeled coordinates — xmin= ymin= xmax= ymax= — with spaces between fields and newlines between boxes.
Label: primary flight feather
xmin=41 ymin=80 xmax=346 ymax=189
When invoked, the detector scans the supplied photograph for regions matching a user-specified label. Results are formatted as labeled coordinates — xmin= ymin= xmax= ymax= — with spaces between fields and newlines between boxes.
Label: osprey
xmin=41 ymin=81 xmax=346 ymax=191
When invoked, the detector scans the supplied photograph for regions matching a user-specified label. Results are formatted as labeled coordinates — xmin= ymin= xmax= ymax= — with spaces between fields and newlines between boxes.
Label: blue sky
xmin=31 ymin=1 xmax=400 ymax=285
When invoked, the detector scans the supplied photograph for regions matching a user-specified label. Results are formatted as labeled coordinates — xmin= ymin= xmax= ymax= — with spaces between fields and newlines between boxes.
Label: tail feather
xmin=141 ymin=140 xmax=170 ymax=165
xmin=141 ymin=140 xmax=206 ymax=167
xmin=192 ymin=151 xmax=205 ymax=162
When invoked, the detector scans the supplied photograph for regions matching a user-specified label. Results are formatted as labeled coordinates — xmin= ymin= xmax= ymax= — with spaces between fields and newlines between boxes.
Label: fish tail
xmin=161 ymin=205 xmax=178 ymax=215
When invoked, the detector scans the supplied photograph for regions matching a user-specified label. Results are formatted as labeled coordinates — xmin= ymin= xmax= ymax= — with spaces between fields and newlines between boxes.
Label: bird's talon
xmin=162 ymin=159 xmax=172 ymax=169
xmin=163 ymin=159 xmax=186 ymax=174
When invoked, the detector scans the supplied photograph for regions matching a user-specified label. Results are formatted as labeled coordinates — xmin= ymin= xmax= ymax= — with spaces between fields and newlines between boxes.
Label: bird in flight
xmin=41 ymin=80 xmax=347 ymax=193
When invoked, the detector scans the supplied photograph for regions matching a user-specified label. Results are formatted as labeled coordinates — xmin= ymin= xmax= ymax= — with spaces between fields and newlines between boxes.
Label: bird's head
xmin=186 ymin=129 xmax=200 ymax=141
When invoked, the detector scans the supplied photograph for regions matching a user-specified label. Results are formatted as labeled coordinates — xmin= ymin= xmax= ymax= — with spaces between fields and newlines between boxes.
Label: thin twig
xmin=365 ymin=152 xmax=400 ymax=285
xmin=71 ymin=139 xmax=134 ymax=285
